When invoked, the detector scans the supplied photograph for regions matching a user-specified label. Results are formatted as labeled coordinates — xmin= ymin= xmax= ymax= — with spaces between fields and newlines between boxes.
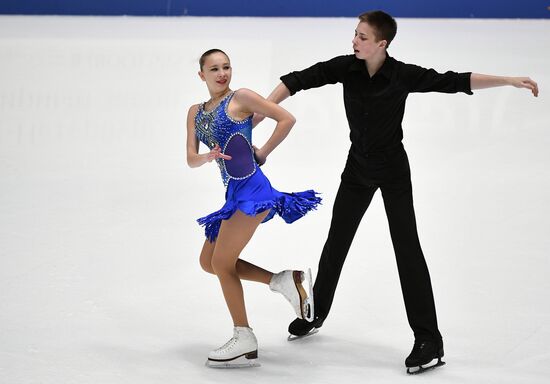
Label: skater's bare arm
xmin=186 ymin=104 xmax=231 ymax=168
xmin=471 ymin=73 xmax=539 ymax=97
xmin=267 ymin=82 xmax=292 ymax=104
xmin=252 ymin=83 xmax=291 ymax=127
xmin=234 ymin=88 xmax=295 ymax=165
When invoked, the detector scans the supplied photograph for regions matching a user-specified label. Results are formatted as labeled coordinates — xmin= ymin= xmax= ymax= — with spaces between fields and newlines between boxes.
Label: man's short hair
xmin=358 ymin=10 xmax=397 ymax=48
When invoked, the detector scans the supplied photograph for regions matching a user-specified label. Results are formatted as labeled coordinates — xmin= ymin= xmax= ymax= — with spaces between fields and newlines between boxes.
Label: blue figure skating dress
xmin=194 ymin=91 xmax=321 ymax=242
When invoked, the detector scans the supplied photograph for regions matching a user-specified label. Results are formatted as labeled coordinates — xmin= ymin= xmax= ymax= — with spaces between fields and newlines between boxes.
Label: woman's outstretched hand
xmin=207 ymin=144 xmax=232 ymax=162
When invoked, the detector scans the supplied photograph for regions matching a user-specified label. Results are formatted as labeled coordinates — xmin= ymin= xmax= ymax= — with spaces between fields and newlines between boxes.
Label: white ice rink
xmin=1 ymin=15 xmax=549 ymax=383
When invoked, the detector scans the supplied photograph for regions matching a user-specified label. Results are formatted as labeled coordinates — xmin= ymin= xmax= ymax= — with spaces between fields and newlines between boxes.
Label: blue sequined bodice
xmin=194 ymin=92 xmax=256 ymax=186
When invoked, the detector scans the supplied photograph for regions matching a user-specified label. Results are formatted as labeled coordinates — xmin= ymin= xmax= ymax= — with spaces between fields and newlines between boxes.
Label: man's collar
xmin=349 ymin=54 xmax=394 ymax=79
xmin=377 ymin=54 xmax=394 ymax=79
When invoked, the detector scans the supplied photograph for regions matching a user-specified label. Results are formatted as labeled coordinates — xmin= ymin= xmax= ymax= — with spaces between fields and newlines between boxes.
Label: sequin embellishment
xmin=194 ymin=92 xmax=254 ymax=186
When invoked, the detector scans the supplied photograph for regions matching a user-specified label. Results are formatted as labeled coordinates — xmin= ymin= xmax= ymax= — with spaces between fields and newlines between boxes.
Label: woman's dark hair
xmin=199 ymin=49 xmax=229 ymax=70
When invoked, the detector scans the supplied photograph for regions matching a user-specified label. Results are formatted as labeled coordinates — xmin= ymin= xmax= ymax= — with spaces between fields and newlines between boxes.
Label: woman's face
xmin=199 ymin=52 xmax=232 ymax=94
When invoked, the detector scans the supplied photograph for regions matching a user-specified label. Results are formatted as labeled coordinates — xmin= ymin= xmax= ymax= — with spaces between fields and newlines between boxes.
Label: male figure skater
xmin=257 ymin=10 xmax=538 ymax=374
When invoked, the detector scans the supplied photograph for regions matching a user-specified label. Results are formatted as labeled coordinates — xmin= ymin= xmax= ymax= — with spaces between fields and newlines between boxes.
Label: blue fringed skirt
xmin=197 ymin=167 xmax=321 ymax=242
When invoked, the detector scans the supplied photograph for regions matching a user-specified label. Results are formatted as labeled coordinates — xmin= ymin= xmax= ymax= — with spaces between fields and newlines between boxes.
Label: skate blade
xmin=406 ymin=358 xmax=445 ymax=375
xmin=206 ymin=354 xmax=260 ymax=369
xmin=293 ymin=269 xmax=315 ymax=321
xmin=287 ymin=328 xmax=319 ymax=342
xmin=292 ymin=270 xmax=308 ymax=320
xmin=304 ymin=268 xmax=314 ymax=322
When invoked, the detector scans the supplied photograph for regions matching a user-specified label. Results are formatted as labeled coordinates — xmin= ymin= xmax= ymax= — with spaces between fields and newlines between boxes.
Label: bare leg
xmin=200 ymin=233 xmax=273 ymax=285
xmin=211 ymin=209 xmax=270 ymax=327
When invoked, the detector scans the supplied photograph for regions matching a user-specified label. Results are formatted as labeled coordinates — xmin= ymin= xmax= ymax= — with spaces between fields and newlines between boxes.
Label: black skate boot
xmin=287 ymin=316 xmax=324 ymax=341
xmin=405 ymin=339 xmax=445 ymax=374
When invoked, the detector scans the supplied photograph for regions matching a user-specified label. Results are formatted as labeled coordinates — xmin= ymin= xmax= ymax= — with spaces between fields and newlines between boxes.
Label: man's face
xmin=352 ymin=21 xmax=386 ymax=60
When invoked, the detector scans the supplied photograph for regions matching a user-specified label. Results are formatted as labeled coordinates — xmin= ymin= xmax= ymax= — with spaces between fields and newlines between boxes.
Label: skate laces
xmin=215 ymin=336 xmax=238 ymax=353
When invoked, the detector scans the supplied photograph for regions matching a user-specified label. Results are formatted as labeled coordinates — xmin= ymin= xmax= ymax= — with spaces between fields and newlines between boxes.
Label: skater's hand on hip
xmin=253 ymin=145 xmax=266 ymax=166
xmin=206 ymin=144 xmax=232 ymax=162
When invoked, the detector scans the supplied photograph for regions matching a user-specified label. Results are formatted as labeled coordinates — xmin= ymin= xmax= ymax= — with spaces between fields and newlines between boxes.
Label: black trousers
xmin=314 ymin=144 xmax=442 ymax=342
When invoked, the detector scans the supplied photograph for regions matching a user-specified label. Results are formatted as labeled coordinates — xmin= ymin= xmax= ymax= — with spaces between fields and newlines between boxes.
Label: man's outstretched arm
xmin=471 ymin=73 xmax=539 ymax=97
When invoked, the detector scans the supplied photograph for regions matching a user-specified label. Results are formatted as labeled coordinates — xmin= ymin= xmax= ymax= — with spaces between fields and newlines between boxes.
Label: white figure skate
xmin=206 ymin=326 xmax=260 ymax=368
xmin=270 ymin=269 xmax=314 ymax=322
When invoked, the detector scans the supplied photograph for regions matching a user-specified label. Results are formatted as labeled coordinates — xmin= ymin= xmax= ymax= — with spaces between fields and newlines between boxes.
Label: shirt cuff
xmin=280 ymin=73 xmax=301 ymax=96
xmin=459 ymin=72 xmax=474 ymax=95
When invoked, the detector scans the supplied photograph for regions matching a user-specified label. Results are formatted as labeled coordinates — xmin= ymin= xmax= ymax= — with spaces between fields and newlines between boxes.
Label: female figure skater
xmin=186 ymin=49 xmax=321 ymax=368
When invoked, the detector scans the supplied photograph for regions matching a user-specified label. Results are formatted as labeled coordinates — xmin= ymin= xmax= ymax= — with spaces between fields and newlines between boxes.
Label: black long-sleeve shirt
xmin=280 ymin=54 xmax=473 ymax=154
